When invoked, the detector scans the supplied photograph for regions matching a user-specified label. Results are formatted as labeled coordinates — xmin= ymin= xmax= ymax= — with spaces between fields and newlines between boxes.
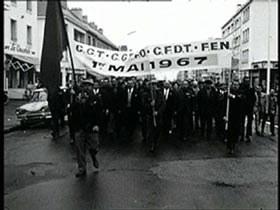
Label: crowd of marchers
xmin=43 ymin=76 xmax=278 ymax=177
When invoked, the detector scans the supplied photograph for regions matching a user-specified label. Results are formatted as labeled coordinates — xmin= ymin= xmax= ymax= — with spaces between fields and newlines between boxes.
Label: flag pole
xmin=224 ymin=67 xmax=232 ymax=142
xmin=58 ymin=1 xmax=77 ymax=87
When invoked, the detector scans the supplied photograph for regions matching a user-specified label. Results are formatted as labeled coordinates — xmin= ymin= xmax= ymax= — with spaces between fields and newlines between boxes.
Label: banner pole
xmin=225 ymin=68 xmax=232 ymax=141
xmin=58 ymin=1 xmax=77 ymax=87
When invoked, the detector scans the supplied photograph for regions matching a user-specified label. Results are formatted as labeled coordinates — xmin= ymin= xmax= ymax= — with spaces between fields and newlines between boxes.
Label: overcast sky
xmin=68 ymin=0 xmax=248 ymax=50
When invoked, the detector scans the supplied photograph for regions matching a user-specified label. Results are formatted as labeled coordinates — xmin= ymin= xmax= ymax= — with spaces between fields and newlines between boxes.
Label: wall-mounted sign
xmin=4 ymin=42 xmax=36 ymax=57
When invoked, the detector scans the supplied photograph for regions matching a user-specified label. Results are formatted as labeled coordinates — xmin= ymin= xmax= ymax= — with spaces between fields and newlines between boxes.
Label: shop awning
xmin=12 ymin=54 xmax=39 ymax=65
xmin=6 ymin=54 xmax=39 ymax=72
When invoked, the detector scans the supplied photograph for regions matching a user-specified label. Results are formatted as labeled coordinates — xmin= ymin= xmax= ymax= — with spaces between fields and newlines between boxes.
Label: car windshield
xmin=30 ymin=91 xmax=48 ymax=102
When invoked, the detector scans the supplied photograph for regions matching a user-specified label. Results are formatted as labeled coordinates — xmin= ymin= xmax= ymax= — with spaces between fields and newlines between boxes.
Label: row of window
xmin=74 ymin=28 xmax=113 ymax=50
xmin=10 ymin=19 xmax=32 ymax=45
xmin=222 ymin=6 xmax=250 ymax=37
xmin=231 ymin=28 xmax=250 ymax=49
xmin=11 ymin=0 xmax=32 ymax=12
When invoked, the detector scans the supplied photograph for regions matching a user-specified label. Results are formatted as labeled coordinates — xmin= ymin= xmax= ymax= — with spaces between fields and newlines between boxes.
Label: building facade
xmin=221 ymin=0 xmax=278 ymax=89
xmin=37 ymin=1 xmax=118 ymax=87
xmin=4 ymin=0 xmax=39 ymax=99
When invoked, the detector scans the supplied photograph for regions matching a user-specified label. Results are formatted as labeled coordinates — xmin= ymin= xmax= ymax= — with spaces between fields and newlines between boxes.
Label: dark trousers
xmin=240 ymin=111 xmax=253 ymax=138
xmin=215 ymin=115 xmax=225 ymax=140
xmin=67 ymin=109 xmax=75 ymax=141
xmin=162 ymin=111 xmax=173 ymax=137
xmin=261 ymin=113 xmax=275 ymax=135
xmin=140 ymin=114 xmax=148 ymax=141
xmin=147 ymin=115 xmax=161 ymax=150
xmin=76 ymin=130 xmax=99 ymax=172
xmin=227 ymin=122 xmax=240 ymax=151
xmin=194 ymin=111 xmax=200 ymax=131
xmin=49 ymin=106 xmax=60 ymax=138
xmin=177 ymin=111 xmax=192 ymax=140
xmin=200 ymin=115 xmax=213 ymax=138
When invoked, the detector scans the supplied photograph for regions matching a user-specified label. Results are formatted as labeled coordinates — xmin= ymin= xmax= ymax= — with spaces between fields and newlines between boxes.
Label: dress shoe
xmin=149 ymin=145 xmax=155 ymax=153
xmin=228 ymin=149 xmax=235 ymax=155
xmin=75 ymin=170 xmax=86 ymax=178
xmin=245 ymin=136 xmax=252 ymax=143
xmin=92 ymin=156 xmax=99 ymax=169
xmin=70 ymin=139 xmax=75 ymax=145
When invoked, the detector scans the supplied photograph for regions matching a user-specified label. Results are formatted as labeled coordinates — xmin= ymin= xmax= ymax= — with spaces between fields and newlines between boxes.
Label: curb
xmin=4 ymin=125 xmax=22 ymax=134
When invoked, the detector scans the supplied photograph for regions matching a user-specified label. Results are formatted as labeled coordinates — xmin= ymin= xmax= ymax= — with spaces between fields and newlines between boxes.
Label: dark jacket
xmin=197 ymin=87 xmax=217 ymax=117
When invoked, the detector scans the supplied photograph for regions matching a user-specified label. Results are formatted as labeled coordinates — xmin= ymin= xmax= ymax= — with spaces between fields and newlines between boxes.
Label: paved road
xmin=4 ymin=100 xmax=27 ymax=131
xmin=4 ymin=125 xmax=278 ymax=210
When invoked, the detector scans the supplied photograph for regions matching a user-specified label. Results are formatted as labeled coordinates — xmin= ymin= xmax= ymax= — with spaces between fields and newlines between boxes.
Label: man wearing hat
xmin=72 ymin=78 xmax=100 ymax=177
xmin=197 ymin=79 xmax=217 ymax=140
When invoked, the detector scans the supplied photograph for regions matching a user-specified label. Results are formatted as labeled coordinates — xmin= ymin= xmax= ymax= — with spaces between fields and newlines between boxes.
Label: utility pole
xmin=266 ymin=0 xmax=271 ymax=113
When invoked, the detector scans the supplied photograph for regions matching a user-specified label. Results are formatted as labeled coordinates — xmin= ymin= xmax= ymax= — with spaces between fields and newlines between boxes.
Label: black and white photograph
xmin=3 ymin=0 xmax=279 ymax=209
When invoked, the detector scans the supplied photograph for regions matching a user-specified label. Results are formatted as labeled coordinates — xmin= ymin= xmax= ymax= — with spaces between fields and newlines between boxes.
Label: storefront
xmin=4 ymin=54 xmax=39 ymax=99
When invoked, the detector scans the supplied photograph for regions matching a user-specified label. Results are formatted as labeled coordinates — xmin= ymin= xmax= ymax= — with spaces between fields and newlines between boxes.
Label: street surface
xmin=4 ymin=100 xmax=278 ymax=210
xmin=4 ymin=126 xmax=278 ymax=210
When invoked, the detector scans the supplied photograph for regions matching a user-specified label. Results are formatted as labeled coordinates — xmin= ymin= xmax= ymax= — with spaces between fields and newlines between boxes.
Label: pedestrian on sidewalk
xmin=260 ymin=89 xmax=277 ymax=136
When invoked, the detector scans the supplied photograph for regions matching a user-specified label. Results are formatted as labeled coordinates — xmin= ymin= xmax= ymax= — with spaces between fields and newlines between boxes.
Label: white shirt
xmin=164 ymin=88 xmax=169 ymax=100
xmin=93 ymin=89 xmax=99 ymax=95
xmin=128 ymin=88 xmax=134 ymax=107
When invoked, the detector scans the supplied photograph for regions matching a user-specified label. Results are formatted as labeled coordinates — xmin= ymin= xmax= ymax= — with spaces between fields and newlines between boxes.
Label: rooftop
xmin=221 ymin=0 xmax=253 ymax=29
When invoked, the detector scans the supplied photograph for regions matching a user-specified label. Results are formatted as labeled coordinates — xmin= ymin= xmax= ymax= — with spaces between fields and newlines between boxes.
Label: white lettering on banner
xmin=72 ymin=40 xmax=232 ymax=77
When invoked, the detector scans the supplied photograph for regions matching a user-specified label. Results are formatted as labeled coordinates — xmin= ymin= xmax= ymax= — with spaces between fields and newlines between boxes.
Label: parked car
xmin=4 ymin=90 xmax=9 ymax=105
xmin=15 ymin=88 xmax=51 ymax=126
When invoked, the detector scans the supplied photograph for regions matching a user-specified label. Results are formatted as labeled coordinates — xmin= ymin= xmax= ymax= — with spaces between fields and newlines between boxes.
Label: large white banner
xmin=72 ymin=40 xmax=232 ymax=77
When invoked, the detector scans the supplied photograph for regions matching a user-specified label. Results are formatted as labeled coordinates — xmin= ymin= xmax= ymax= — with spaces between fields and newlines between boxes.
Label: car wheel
xmin=44 ymin=119 xmax=51 ymax=127
xmin=20 ymin=121 xmax=28 ymax=128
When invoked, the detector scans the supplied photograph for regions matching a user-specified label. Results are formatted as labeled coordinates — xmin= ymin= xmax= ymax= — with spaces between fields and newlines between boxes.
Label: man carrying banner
xmin=71 ymin=79 xmax=100 ymax=177
xmin=148 ymin=80 xmax=164 ymax=153
xmin=224 ymin=79 xmax=243 ymax=155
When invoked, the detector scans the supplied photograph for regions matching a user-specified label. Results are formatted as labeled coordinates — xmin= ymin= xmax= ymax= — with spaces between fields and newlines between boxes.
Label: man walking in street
xmin=225 ymin=79 xmax=243 ymax=155
xmin=71 ymin=79 xmax=100 ymax=178
xmin=198 ymin=80 xmax=217 ymax=140
xmin=239 ymin=76 xmax=256 ymax=142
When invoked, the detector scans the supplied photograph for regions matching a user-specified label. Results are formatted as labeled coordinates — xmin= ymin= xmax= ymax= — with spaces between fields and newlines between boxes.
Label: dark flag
xmin=40 ymin=0 xmax=70 ymax=139
xmin=40 ymin=0 xmax=68 ymax=96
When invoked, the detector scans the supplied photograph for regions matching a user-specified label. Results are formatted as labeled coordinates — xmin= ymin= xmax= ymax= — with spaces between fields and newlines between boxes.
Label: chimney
xmin=89 ymin=22 xmax=98 ymax=30
xmin=82 ymin=15 xmax=88 ymax=23
xmin=71 ymin=8 xmax=83 ymax=20
xmin=98 ymin=28 xmax=103 ymax=34
xmin=237 ymin=4 xmax=242 ymax=12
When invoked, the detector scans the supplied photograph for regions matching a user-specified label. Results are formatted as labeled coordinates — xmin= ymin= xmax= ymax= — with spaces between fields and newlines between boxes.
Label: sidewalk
xmin=4 ymin=100 xmax=27 ymax=132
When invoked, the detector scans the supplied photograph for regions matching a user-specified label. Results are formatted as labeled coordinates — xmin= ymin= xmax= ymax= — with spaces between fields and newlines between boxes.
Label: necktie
xmin=128 ymin=89 xmax=132 ymax=107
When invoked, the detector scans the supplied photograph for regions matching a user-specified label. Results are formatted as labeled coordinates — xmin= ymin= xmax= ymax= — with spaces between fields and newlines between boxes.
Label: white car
xmin=15 ymin=88 xmax=52 ymax=126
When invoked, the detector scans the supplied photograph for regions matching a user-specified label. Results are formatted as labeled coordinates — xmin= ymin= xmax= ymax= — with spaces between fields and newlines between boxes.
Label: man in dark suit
xmin=159 ymin=81 xmax=176 ymax=139
xmin=225 ymin=80 xmax=243 ymax=155
xmin=176 ymin=80 xmax=194 ymax=141
xmin=71 ymin=79 xmax=100 ymax=178
xmin=139 ymin=79 xmax=150 ymax=143
xmin=99 ymin=78 xmax=113 ymax=140
xmin=239 ymin=76 xmax=256 ymax=142
xmin=146 ymin=81 xmax=164 ymax=152
xmin=122 ymin=80 xmax=140 ymax=142
xmin=198 ymin=79 xmax=217 ymax=140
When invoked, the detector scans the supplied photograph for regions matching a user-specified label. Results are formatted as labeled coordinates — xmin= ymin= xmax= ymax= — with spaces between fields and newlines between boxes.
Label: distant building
xmin=4 ymin=0 xmax=39 ymax=99
xmin=37 ymin=1 xmax=118 ymax=87
xmin=221 ymin=0 xmax=278 ymax=88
